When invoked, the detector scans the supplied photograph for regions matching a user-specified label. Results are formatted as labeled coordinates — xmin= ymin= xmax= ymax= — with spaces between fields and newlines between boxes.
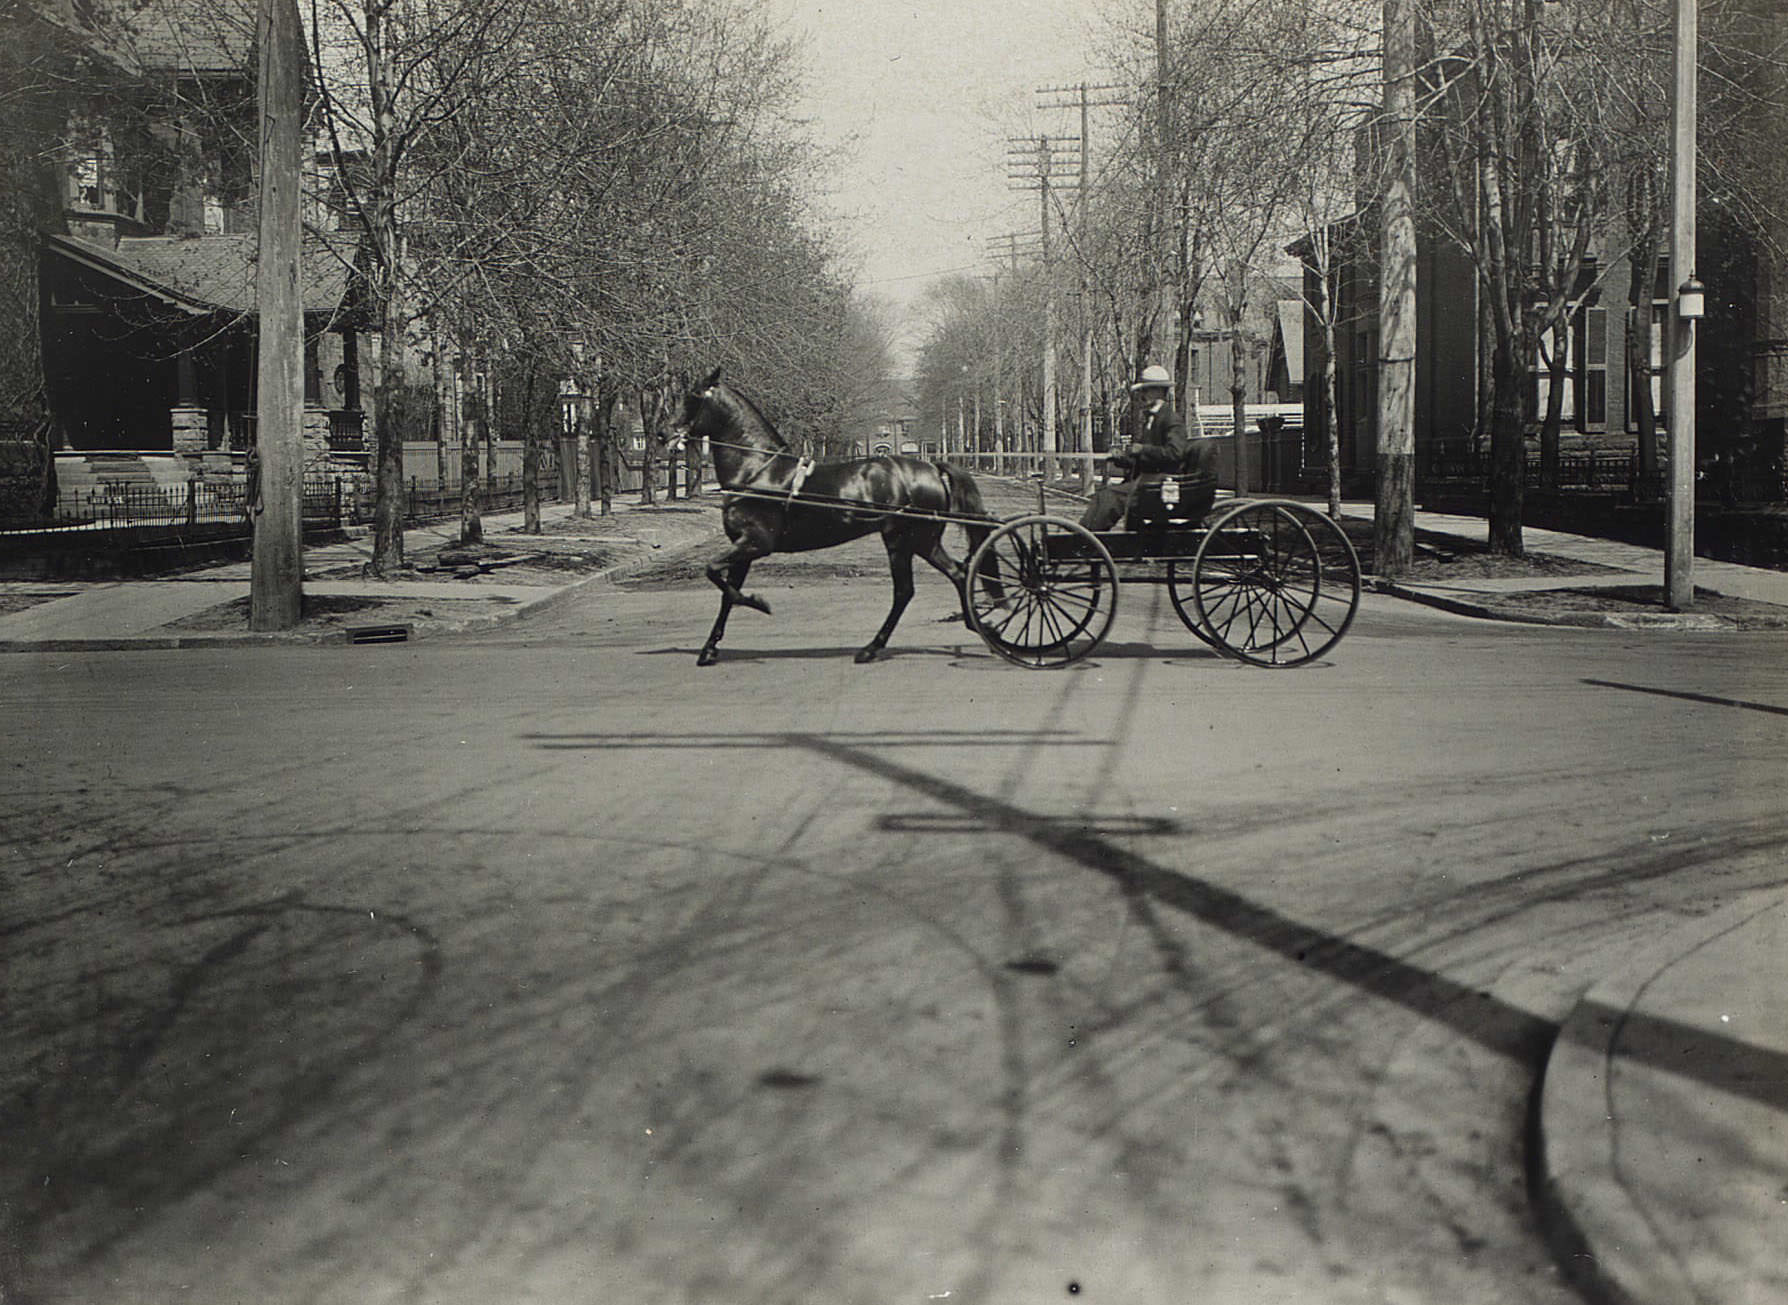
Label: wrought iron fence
xmin=8 ymin=472 xmax=547 ymax=536
xmin=1420 ymin=451 xmax=1652 ymax=496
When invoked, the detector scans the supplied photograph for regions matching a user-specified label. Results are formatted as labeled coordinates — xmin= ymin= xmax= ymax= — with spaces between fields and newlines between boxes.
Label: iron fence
xmin=7 ymin=473 xmax=549 ymax=537
xmin=1421 ymin=451 xmax=1651 ymax=496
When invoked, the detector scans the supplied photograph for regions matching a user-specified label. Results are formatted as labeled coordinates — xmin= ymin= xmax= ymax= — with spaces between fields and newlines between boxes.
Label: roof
xmin=47 ymin=229 xmax=362 ymax=317
xmin=118 ymin=0 xmax=257 ymax=75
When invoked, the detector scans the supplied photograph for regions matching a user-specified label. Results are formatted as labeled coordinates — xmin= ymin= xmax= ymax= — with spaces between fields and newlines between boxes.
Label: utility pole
xmin=1009 ymin=135 xmax=1079 ymax=483
xmin=1040 ymin=82 xmax=1126 ymax=490
xmin=1666 ymin=0 xmax=1700 ymax=610
xmin=250 ymin=0 xmax=304 ymax=630
xmin=1155 ymin=0 xmax=1178 ymax=385
xmin=989 ymin=231 xmax=1040 ymax=475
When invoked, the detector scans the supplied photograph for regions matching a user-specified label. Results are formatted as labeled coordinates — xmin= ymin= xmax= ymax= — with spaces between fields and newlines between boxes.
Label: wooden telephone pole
xmin=1665 ymin=0 xmax=1699 ymax=609
xmin=250 ymin=0 xmax=305 ymax=629
xmin=988 ymin=231 xmax=1040 ymax=473
xmin=1039 ymin=82 xmax=1127 ymax=487
xmin=1009 ymin=135 xmax=1080 ymax=483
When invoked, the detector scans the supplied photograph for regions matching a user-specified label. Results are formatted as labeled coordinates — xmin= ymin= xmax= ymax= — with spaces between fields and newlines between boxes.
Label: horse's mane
xmin=714 ymin=379 xmax=788 ymax=450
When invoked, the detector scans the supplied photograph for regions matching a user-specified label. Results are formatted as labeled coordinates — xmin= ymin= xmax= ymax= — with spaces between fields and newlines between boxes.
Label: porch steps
xmin=55 ymin=454 xmax=196 ymax=515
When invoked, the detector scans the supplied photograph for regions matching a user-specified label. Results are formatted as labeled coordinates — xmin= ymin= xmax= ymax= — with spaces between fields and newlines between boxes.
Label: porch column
xmin=171 ymin=344 xmax=208 ymax=457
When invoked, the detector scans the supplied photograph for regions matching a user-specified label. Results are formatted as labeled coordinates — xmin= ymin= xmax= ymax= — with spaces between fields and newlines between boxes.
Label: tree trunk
xmin=1488 ymin=333 xmax=1527 ymax=556
xmin=521 ymin=360 xmax=541 ymax=533
xmin=1375 ymin=0 xmax=1418 ymax=578
xmin=482 ymin=368 xmax=496 ymax=502
xmin=598 ymin=390 xmax=619 ymax=515
xmin=1323 ymin=337 xmax=1341 ymax=520
xmin=1539 ymin=318 xmax=1568 ymax=487
xmin=684 ymin=435 xmax=702 ymax=497
xmin=1628 ymin=215 xmax=1661 ymax=479
xmin=366 ymin=0 xmax=405 ymax=576
xmin=459 ymin=357 xmax=483 ymax=544
xmin=1229 ymin=303 xmax=1250 ymax=497
xmin=431 ymin=318 xmax=450 ymax=493
xmin=573 ymin=389 xmax=592 ymax=518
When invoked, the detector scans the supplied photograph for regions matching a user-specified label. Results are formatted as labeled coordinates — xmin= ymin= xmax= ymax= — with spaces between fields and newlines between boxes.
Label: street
xmin=5 ymin=564 xmax=1787 ymax=1304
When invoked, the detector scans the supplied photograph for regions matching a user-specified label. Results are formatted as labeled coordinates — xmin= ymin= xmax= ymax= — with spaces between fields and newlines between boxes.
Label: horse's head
xmin=664 ymin=366 xmax=726 ymax=452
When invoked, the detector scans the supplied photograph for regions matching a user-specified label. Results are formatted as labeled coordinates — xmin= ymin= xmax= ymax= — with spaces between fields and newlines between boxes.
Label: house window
xmin=67 ymin=118 xmax=110 ymax=209
xmin=1531 ymin=319 xmax=1575 ymax=427
xmin=1628 ymin=302 xmax=1668 ymax=431
xmin=1577 ymin=306 xmax=1607 ymax=430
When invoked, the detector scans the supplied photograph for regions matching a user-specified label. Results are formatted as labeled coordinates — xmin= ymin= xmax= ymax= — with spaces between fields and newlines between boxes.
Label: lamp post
xmin=1665 ymin=0 xmax=1698 ymax=610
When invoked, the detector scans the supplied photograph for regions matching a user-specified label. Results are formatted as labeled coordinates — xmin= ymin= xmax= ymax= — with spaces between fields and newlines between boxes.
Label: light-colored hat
xmin=1130 ymin=363 xmax=1172 ymax=392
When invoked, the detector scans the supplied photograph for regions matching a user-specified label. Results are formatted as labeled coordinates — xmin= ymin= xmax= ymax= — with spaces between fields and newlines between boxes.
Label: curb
xmin=0 ymin=515 xmax=726 ymax=653
xmin=1371 ymin=580 xmax=1741 ymax=631
xmin=1531 ymin=893 xmax=1788 ymax=1305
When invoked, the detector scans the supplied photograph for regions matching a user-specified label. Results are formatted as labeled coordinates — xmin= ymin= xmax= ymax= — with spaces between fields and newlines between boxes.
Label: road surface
xmin=4 ymin=520 xmax=1785 ymax=1304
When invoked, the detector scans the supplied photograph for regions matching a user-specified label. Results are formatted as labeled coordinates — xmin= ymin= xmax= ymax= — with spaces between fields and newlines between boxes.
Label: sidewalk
xmin=0 ymin=494 xmax=724 ymax=650
xmin=1535 ymin=891 xmax=1788 ymax=1305
xmin=1351 ymin=506 xmax=1788 ymax=630
xmin=4 ymin=494 xmax=1786 ymax=1304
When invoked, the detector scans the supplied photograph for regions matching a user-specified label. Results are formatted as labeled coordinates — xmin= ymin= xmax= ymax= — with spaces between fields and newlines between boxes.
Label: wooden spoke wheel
xmin=966 ymin=515 xmax=1118 ymax=668
xmin=1186 ymin=500 xmax=1360 ymax=667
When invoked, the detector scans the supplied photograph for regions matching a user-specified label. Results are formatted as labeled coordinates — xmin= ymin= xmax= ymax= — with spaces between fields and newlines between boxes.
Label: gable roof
xmin=119 ymin=0 xmax=257 ymax=76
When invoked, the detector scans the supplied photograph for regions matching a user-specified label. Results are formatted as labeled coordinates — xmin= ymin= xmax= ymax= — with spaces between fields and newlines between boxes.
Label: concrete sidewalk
xmin=3 ymin=492 xmax=1786 ymax=1305
xmin=1354 ymin=507 xmax=1788 ymax=629
xmin=0 ymin=495 xmax=724 ymax=649
xmin=1536 ymin=892 xmax=1788 ymax=1305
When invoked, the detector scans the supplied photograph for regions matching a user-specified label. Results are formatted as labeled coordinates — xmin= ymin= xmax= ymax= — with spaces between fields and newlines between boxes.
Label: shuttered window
xmin=1578 ymin=306 xmax=1607 ymax=430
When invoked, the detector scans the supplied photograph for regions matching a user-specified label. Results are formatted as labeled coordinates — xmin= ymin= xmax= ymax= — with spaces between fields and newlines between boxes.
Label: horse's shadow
xmin=642 ymin=640 xmax=1241 ymax=668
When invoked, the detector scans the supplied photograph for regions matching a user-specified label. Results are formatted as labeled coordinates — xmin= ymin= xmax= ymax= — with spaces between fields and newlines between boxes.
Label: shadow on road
xmin=527 ymin=724 xmax=1788 ymax=1104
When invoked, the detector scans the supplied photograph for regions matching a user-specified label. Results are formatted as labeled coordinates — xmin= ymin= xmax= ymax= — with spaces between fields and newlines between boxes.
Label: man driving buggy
xmin=1079 ymin=363 xmax=1213 ymax=531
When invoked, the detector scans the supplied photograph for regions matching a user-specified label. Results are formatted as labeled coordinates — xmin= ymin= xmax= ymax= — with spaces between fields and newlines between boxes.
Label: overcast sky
xmin=760 ymin=0 xmax=1128 ymax=368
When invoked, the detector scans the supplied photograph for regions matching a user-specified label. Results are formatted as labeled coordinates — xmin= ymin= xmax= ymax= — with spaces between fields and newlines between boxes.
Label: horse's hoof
xmin=697 ymin=647 xmax=718 ymax=666
xmin=854 ymin=647 xmax=880 ymax=664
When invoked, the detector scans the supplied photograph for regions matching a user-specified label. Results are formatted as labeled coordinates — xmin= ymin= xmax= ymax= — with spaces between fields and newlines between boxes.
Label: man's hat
xmin=1130 ymin=363 xmax=1172 ymax=392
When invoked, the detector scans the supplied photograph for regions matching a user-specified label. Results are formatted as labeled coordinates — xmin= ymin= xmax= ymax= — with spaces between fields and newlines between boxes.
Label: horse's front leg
xmin=699 ymin=545 xmax=770 ymax=667
xmin=858 ymin=537 xmax=917 ymax=663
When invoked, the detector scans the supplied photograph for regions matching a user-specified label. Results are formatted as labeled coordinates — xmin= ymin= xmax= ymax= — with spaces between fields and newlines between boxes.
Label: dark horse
xmin=665 ymin=368 xmax=996 ymax=666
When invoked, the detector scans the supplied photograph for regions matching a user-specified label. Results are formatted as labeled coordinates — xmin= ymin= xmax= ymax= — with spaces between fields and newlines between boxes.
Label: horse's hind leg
xmin=915 ymin=525 xmax=972 ymax=625
xmin=857 ymin=538 xmax=917 ymax=664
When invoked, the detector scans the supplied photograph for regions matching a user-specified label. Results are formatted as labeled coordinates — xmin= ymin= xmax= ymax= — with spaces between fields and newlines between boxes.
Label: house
xmin=1289 ymin=3 xmax=1788 ymax=507
xmin=0 ymin=0 xmax=372 ymax=520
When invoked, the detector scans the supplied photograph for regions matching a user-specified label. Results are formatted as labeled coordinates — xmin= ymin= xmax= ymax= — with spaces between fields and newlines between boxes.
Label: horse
xmin=664 ymin=367 xmax=998 ymax=666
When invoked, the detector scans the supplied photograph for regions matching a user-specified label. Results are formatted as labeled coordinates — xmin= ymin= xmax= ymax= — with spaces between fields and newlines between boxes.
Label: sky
xmin=759 ymin=0 xmax=1128 ymax=369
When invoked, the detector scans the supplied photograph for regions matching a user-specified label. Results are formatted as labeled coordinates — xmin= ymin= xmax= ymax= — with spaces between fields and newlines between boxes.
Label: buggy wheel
xmin=1165 ymin=559 xmax=1224 ymax=651
xmin=966 ymin=514 xmax=1118 ymax=668
xmin=1189 ymin=500 xmax=1360 ymax=667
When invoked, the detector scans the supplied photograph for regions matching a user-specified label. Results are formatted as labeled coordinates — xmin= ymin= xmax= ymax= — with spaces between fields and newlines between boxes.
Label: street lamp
xmin=1676 ymin=275 xmax=1706 ymax=320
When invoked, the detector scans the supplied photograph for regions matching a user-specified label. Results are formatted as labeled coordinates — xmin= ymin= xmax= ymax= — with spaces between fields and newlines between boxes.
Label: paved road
xmin=5 ymin=534 xmax=1786 ymax=1304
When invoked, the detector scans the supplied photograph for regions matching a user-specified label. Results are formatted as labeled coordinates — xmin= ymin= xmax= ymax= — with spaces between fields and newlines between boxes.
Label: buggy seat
xmin=1123 ymin=467 xmax=1218 ymax=532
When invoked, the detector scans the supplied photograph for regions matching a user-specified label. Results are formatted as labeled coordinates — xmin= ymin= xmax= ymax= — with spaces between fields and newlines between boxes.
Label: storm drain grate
xmin=346 ymin=624 xmax=411 ymax=645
